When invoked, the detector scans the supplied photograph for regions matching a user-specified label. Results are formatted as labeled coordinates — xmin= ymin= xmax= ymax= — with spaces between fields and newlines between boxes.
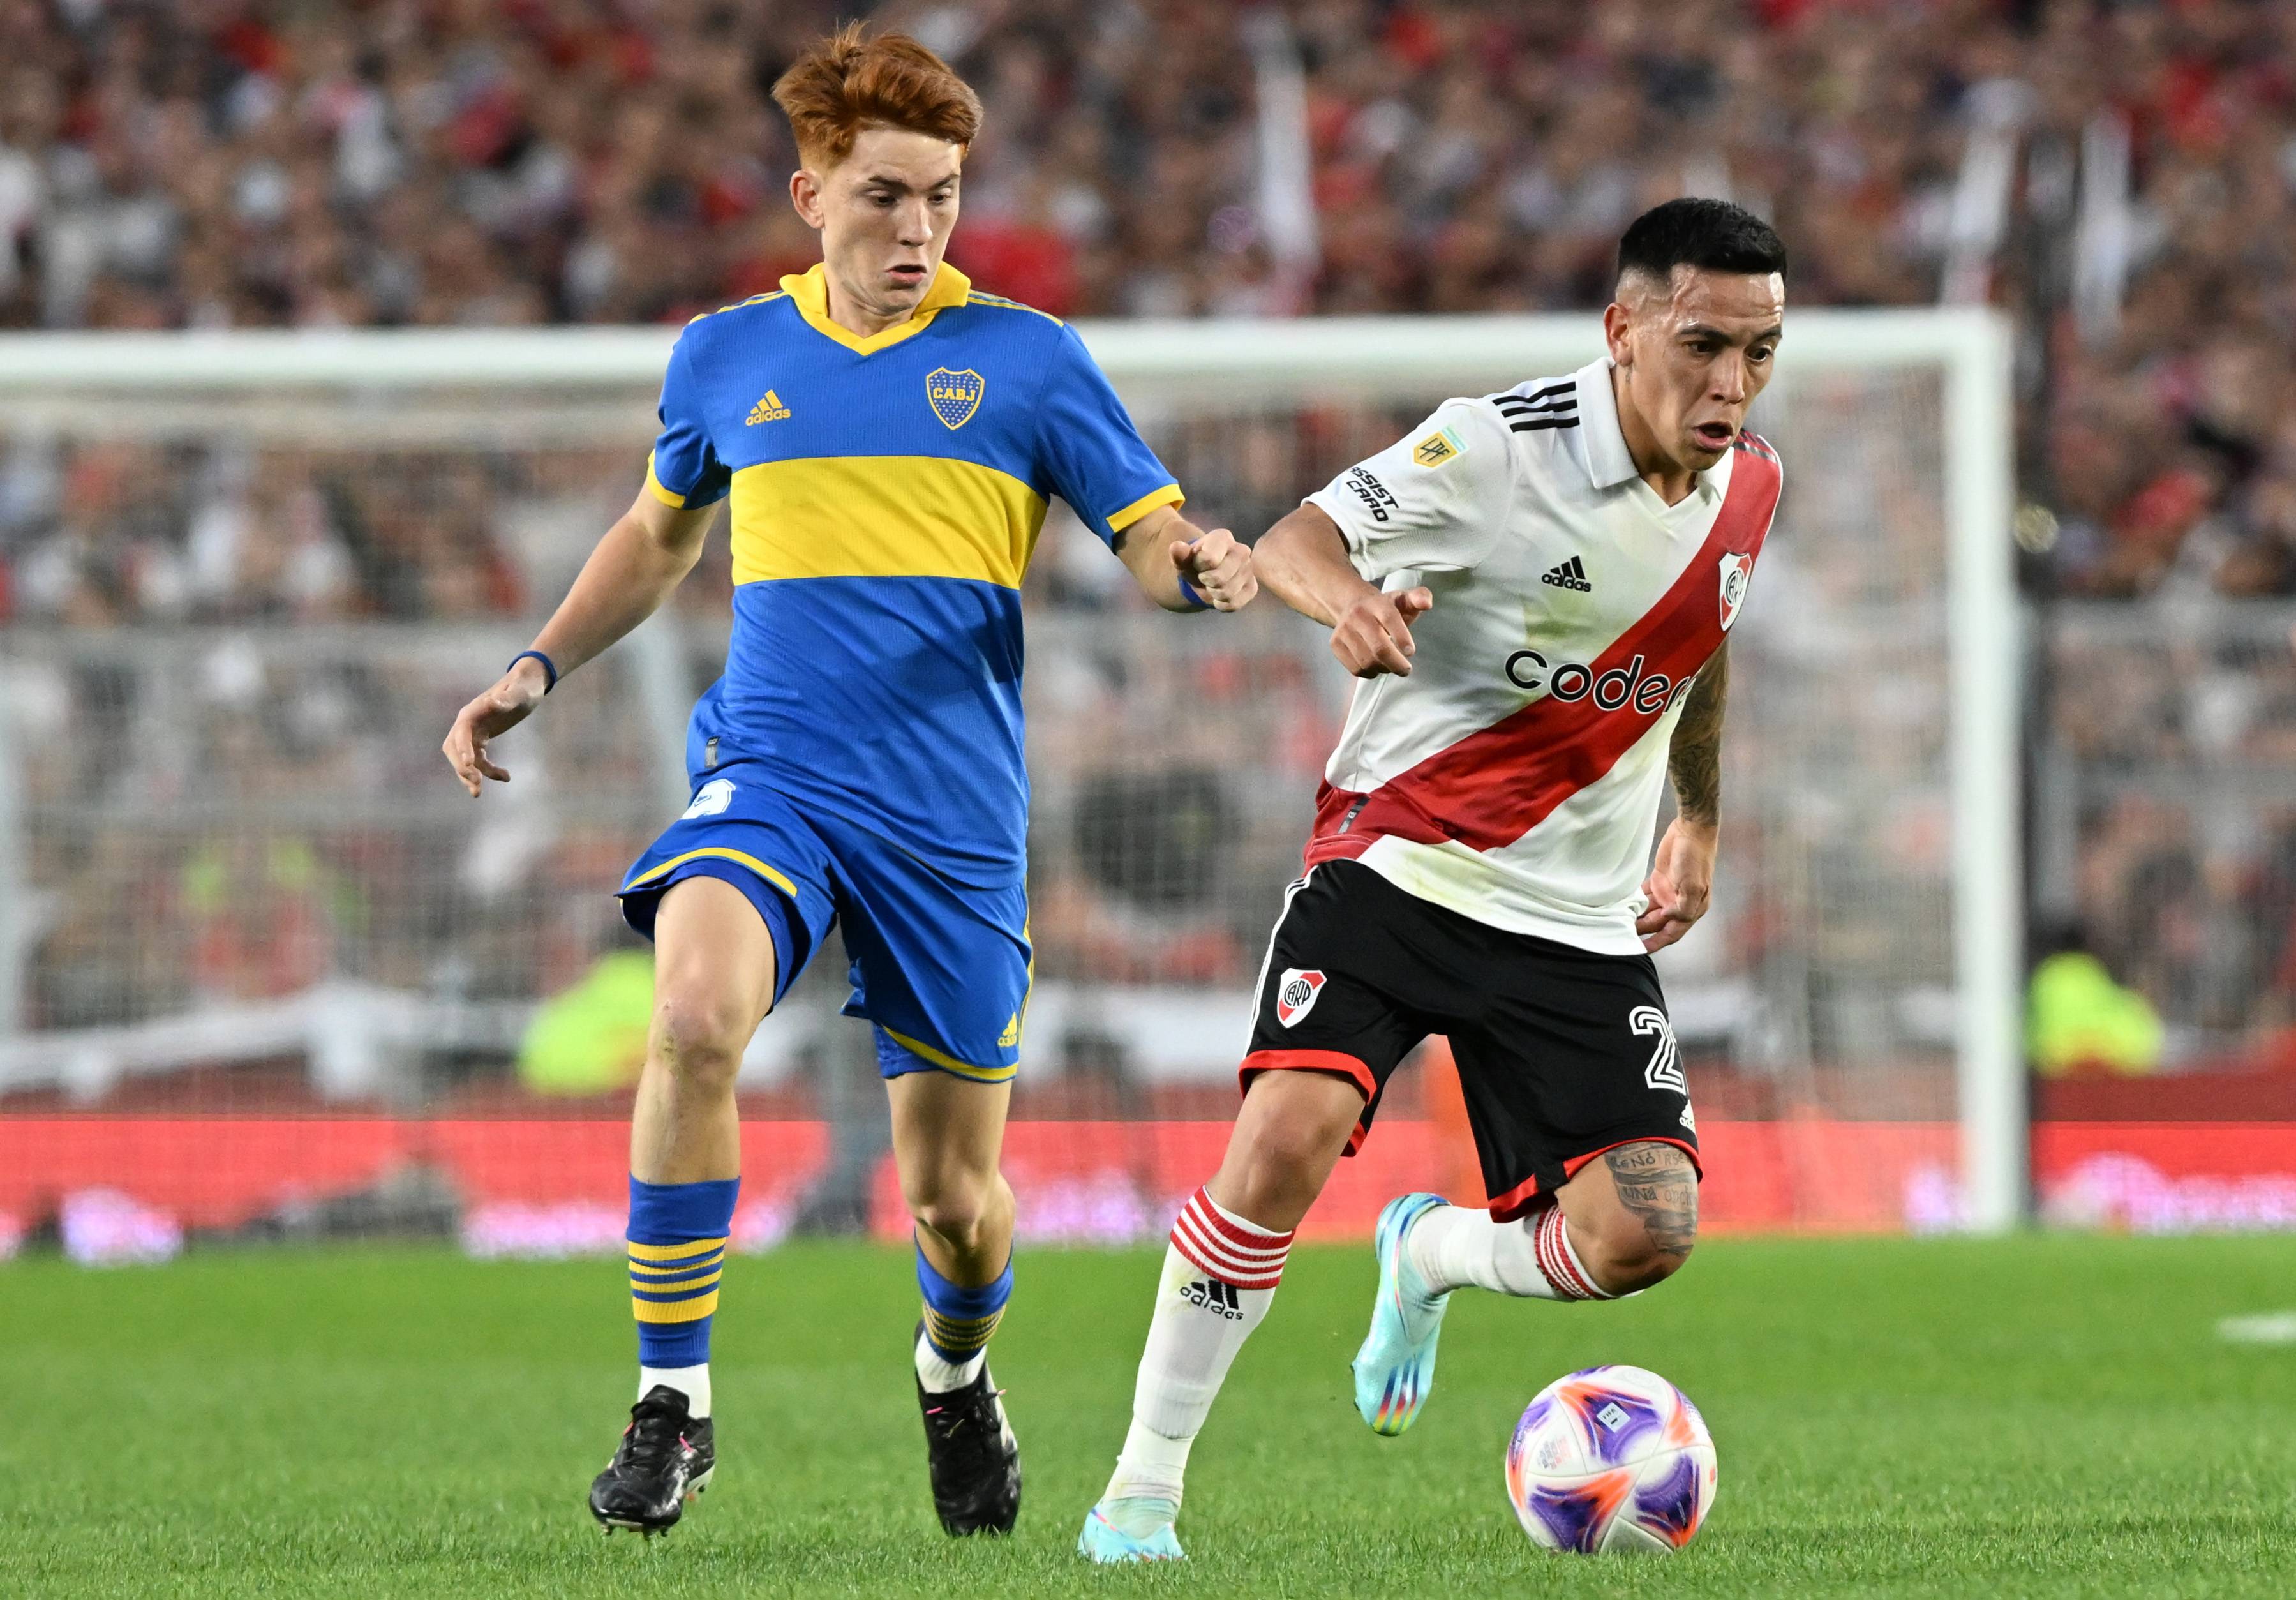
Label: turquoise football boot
xmin=1351 ymin=1192 xmax=1450 ymax=1436
xmin=1078 ymin=1499 xmax=1185 ymax=1562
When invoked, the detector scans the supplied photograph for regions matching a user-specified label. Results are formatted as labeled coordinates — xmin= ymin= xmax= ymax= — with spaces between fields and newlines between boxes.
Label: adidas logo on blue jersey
xmin=1541 ymin=555 xmax=1592 ymax=592
xmin=744 ymin=389 xmax=791 ymax=424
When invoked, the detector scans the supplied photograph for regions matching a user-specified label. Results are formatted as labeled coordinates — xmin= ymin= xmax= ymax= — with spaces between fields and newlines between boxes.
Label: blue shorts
xmin=616 ymin=761 xmax=1031 ymax=1084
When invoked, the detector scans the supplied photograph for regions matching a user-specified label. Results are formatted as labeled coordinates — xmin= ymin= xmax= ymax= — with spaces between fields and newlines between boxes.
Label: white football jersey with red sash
xmin=1299 ymin=355 xmax=1782 ymax=955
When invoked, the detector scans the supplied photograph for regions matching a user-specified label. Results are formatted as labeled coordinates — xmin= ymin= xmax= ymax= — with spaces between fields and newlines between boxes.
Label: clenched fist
xmin=1172 ymin=528 xmax=1257 ymax=611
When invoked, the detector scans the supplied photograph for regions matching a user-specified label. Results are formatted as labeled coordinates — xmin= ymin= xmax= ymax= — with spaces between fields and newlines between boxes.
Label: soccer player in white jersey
xmin=1078 ymin=198 xmax=1788 ymax=1562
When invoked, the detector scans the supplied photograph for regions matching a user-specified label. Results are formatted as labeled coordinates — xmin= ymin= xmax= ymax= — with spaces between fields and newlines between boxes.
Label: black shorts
xmin=1241 ymin=860 xmax=1699 ymax=1220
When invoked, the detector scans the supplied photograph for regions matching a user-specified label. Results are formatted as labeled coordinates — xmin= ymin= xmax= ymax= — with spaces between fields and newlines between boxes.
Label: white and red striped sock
xmin=1406 ymin=1200 xmax=1612 ymax=1301
xmin=1100 ymin=1187 xmax=1295 ymax=1525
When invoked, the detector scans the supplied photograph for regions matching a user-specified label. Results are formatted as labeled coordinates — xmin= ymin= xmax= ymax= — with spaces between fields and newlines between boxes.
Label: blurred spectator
xmin=516 ymin=946 xmax=653 ymax=1095
xmin=2028 ymin=927 xmax=2166 ymax=1077
xmin=181 ymin=835 xmax=347 ymax=1001
xmin=0 ymin=442 xmax=549 ymax=625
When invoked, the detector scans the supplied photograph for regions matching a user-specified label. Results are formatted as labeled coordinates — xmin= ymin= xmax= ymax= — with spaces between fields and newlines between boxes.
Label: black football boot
xmin=588 ymin=1384 xmax=715 ymax=1536
xmin=914 ymin=1324 xmax=1022 ymax=1536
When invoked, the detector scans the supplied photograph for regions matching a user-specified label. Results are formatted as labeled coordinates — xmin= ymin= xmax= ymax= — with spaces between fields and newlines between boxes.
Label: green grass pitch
xmin=5 ymin=1236 xmax=2295 ymax=1597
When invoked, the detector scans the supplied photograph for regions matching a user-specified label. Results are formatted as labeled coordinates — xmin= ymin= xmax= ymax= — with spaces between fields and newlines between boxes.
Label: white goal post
xmin=0 ymin=310 xmax=2021 ymax=1232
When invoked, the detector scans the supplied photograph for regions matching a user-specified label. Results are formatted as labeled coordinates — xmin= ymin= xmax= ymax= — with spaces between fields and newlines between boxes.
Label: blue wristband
xmin=508 ymin=650 xmax=557 ymax=693
xmin=1176 ymin=576 xmax=1213 ymax=612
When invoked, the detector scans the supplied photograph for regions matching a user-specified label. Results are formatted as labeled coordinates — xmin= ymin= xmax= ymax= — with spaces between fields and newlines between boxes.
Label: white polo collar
xmin=1573 ymin=355 xmax=1727 ymax=504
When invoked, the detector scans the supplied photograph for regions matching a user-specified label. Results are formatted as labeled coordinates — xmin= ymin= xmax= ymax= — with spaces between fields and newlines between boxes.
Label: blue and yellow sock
xmin=915 ymin=1243 xmax=1013 ymax=1393
xmin=628 ymin=1175 xmax=738 ymax=1415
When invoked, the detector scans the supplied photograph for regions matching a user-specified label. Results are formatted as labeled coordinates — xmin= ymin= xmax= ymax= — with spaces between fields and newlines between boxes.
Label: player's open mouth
xmin=888 ymin=264 xmax=928 ymax=284
xmin=1692 ymin=422 xmax=1734 ymax=449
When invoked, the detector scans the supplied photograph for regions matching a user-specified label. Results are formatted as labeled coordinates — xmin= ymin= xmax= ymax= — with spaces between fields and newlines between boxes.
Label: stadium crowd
xmin=1 ymin=0 xmax=2293 ymax=1049
xmin=1 ymin=1 xmax=2295 ymax=604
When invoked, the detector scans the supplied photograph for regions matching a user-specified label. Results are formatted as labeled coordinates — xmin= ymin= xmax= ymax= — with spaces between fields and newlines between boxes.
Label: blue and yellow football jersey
xmin=645 ymin=261 xmax=1181 ymax=886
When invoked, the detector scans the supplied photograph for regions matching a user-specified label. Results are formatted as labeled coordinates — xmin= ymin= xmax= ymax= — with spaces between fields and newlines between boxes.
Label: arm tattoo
xmin=1602 ymin=1141 xmax=1698 ymax=1262
xmin=1667 ymin=642 xmax=1727 ymax=828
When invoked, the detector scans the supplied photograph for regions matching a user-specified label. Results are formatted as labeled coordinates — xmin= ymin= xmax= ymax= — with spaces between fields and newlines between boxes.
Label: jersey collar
xmin=1574 ymin=355 xmax=1727 ymax=505
xmin=779 ymin=261 xmax=973 ymax=355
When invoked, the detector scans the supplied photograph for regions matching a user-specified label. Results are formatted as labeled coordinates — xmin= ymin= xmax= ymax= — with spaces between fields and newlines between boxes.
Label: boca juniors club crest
xmin=1717 ymin=551 xmax=1754 ymax=632
xmin=1275 ymin=968 xmax=1327 ymax=1028
xmin=926 ymin=367 xmax=985 ymax=430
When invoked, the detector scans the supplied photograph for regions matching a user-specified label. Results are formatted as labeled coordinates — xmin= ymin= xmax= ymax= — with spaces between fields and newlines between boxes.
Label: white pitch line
xmin=2217 ymin=1313 xmax=2296 ymax=1345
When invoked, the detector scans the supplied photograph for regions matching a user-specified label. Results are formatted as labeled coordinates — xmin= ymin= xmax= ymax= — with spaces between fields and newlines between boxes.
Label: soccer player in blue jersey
xmin=440 ymin=26 xmax=1254 ymax=1539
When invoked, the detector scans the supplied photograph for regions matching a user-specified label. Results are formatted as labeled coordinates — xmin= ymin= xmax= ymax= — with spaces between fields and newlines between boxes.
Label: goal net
xmin=0 ymin=313 xmax=2017 ymax=1256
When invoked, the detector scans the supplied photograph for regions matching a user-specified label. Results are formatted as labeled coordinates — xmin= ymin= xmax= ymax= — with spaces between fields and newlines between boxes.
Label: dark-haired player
xmin=442 ymin=24 xmax=1254 ymax=1540
xmin=1079 ymin=198 xmax=1785 ymax=1562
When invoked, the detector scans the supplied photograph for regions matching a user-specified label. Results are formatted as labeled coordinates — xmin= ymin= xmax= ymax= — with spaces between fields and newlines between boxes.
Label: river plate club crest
xmin=1718 ymin=551 xmax=1753 ymax=631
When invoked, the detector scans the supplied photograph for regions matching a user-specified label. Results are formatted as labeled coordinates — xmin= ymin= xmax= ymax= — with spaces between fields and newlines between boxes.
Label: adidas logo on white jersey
xmin=1540 ymin=555 xmax=1592 ymax=592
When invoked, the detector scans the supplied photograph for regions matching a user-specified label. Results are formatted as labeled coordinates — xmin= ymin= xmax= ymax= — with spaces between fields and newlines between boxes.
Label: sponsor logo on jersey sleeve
xmin=1343 ymin=467 xmax=1399 ymax=523
xmin=1412 ymin=426 xmax=1466 ymax=468
xmin=1718 ymin=551 xmax=1754 ymax=631
xmin=682 ymin=777 xmax=736 ymax=819
xmin=1274 ymin=968 xmax=1327 ymax=1027
xmin=926 ymin=367 xmax=986 ymax=429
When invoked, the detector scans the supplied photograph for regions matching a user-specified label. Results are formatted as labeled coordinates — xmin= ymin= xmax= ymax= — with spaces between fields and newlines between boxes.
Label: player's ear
xmin=1602 ymin=299 xmax=1634 ymax=365
xmin=789 ymin=167 xmax=827 ymax=230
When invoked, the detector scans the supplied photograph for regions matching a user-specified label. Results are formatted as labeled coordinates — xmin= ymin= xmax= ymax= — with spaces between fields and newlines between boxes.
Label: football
xmin=1503 ymin=1364 xmax=1717 ymax=1555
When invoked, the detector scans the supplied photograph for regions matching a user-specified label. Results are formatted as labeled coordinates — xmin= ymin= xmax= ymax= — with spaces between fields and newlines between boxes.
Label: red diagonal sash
xmin=1306 ymin=440 xmax=1780 ymax=865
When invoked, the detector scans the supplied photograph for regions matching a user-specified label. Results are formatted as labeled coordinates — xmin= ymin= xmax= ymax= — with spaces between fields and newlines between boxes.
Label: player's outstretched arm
xmin=1253 ymin=504 xmax=1433 ymax=678
xmin=442 ymin=490 xmax=717 ymax=798
xmin=1637 ymin=643 xmax=1728 ymax=952
xmin=1112 ymin=504 xmax=1256 ymax=612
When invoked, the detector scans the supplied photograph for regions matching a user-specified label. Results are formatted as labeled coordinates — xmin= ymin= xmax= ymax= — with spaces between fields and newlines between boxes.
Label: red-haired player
xmin=443 ymin=24 xmax=1253 ymax=1541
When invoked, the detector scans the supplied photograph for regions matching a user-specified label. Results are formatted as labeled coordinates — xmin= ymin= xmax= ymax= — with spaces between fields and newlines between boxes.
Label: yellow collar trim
xmin=780 ymin=262 xmax=972 ymax=355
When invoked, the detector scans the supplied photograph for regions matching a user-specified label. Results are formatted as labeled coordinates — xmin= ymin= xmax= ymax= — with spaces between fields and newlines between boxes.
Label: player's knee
xmin=1573 ymin=1140 xmax=1699 ymax=1294
xmin=1580 ymin=1198 xmax=1697 ymax=1295
xmin=908 ymin=1179 xmax=994 ymax=1253
xmin=1239 ymin=1114 xmax=1335 ymax=1189
xmin=1214 ymin=1086 xmax=1357 ymax=1230
xmin=648 ymin=985 xmax=751 ymax=1096
xmin=1590 ymin=1215 xmax=1696 ymax=1294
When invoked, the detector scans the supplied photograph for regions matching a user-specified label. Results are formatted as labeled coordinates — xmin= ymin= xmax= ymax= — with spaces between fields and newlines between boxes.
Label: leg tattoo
xmin=1602 ymin=1142 xmax=1698 ymax=1264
